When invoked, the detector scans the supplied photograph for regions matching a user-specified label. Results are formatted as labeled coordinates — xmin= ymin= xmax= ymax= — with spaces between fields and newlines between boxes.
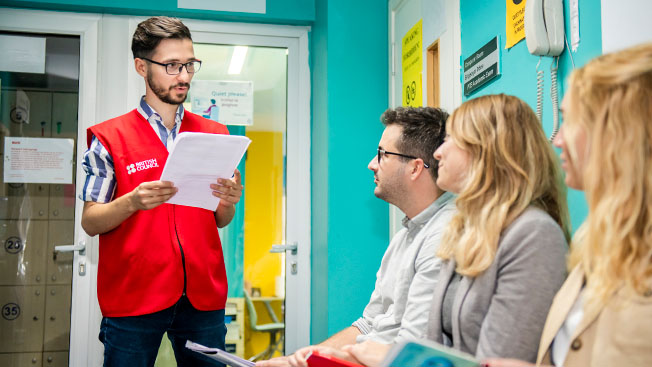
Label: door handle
xmin=53 ymin=240 xmax=87 ymax=276
xmin=269 ymin=242 xmax=297 ymax=255
xmin=54 ymin=240 xmax=86 ymax=258
xmin=270 ymin=242 xmax=298 ymax=275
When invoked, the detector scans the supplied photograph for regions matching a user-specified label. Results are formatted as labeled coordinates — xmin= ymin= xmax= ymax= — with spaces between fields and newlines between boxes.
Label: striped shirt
xmin=81 ymin=96 xmax=184 ymax=203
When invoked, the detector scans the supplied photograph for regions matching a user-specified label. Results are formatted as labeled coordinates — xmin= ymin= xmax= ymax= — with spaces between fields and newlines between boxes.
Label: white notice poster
xmin=190 ymin=80 xmax=254 ymax=126
xmin=4 ymin=137 xmax=74 ymax=184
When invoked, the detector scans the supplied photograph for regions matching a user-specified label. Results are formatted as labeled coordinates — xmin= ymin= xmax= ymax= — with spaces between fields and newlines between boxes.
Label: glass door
xmin=186 ymin=25 xmax=312 ymax=357
xmin=154 ymin=42 xmax=289 ymax=365
xmin=192 ymin=43 xmax=289 ymax=361
xmin=0 ymin=32 xmax=80 ymax=367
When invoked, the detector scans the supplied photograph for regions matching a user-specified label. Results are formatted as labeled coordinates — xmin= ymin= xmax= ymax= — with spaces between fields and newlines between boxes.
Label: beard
xmin=147 ymin=70 xmax=189 ymax=105
xmin=373 ymin=171 xmax=406 ymax=206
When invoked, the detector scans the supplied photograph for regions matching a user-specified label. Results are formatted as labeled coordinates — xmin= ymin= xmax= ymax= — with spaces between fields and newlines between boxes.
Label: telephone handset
xmin=524 ymin=0 xmax=565 ymax=56
xmin=524 ymin=0 xmax=565 ymax=141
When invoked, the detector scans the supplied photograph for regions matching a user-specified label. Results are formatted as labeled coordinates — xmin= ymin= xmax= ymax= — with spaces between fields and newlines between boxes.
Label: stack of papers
xmin=186 ymin=341 xmax=254 ymax=367
xmin=160 ymin=132 xmax=251 ymax=211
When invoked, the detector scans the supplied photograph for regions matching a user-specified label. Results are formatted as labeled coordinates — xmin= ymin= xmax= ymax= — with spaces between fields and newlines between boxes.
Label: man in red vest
xmin=80 ymin=16 xmax=242 ymax=367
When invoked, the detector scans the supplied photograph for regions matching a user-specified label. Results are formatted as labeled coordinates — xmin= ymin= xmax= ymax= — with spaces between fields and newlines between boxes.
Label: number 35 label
xmin=2 ymin=303 xmax=20 ymax=320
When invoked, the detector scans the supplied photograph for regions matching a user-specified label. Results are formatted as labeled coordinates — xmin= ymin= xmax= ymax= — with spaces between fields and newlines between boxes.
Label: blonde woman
xmin=484 ymin=44 xmax=652 ymax=367
xmin=343 ymin=94 xmax=570 ymax=366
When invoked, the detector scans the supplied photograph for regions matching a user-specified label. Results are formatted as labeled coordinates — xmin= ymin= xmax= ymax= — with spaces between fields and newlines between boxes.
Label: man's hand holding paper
xmin=212 ymin=168 xmax=243 ymax=228
xmin=127 ymin=180 xmax=178 ymax=211
xmin=211 ymin=169 xmax=243 ymax=209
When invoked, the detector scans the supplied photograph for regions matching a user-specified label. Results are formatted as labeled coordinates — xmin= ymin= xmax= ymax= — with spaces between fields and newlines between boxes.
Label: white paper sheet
xmin=185 ymin=341 xmax=255 ymax=367
xmin=0 ymin=35 xmax=46 ymax=74
xmin=160 ymin=132 xmax=251 ymax=211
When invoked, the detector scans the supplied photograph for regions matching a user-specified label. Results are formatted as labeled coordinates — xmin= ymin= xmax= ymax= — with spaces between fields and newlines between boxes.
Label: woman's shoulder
xmin=503 ymin=206 xmax=565 ymax=239
xmin=498 ymin=206 xmax=568 ymax=258
xmin=511 ymin=206 xmax=559 ymax=226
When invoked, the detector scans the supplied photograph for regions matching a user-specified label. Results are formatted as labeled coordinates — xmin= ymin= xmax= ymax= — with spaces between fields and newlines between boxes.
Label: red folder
xmin=306 ymin=351 xmax=366 ymax=367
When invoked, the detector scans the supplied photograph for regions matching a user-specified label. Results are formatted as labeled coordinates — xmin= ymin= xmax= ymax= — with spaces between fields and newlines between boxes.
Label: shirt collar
xmin=137 ymin=96 xmax=184 ymax=125
xmin=402 ymin=191 xmax=455 ymax=229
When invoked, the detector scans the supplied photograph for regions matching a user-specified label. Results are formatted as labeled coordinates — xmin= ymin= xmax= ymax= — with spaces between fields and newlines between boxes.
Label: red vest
xmin=88 ymin=109 xmax=230 ymax=317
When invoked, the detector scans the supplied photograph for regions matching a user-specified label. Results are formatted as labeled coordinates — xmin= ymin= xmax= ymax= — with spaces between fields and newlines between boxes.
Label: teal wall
xmin=310 ymin=0 xmax=389 ymax=342
xmin=460 ymin=0 xmax=603 ymax=233
xmin=0 ymin=0 xmax=314 ymax=24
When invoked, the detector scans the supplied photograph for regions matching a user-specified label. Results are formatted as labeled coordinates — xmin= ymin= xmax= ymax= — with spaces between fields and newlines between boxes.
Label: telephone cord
xmin=536 ymin=57 xmax=544 ymax=122
xmin=550 ymin=57 xmax=560 ymax=142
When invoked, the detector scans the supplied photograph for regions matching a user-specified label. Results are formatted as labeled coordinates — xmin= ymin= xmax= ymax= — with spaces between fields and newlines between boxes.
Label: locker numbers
xmin=4 ymin=236 xmax=23 ymax=254
xmin=2 ymin=303 xmax=20 ymax=320
xmin=9 ymin=107 xmax=28 ymax=124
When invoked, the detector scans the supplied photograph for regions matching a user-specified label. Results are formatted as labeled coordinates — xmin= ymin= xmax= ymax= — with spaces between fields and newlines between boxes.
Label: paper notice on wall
xmin=505 ymin=0 xmax=526 ymax=49
xmin=4 ymin=137 xmax=74 ymax=184
xmin=190 ymin=80 xmax=254 ymax=126
xmin=402 ymin=19 xmax=423 ymax=107
xmin=0 ymin=34 xmax=46 ymax=74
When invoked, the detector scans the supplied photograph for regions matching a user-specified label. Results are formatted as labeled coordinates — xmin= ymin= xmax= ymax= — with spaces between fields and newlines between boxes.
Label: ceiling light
xmin=228 ymin=46 xmax=248 ymax=75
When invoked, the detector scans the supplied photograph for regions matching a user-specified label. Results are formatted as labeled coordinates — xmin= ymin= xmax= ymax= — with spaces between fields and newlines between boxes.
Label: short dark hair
xmin=380 ymin=106 xmax=449 ymax=180
xmin=131 ymin=16 xmax=192 ymax=59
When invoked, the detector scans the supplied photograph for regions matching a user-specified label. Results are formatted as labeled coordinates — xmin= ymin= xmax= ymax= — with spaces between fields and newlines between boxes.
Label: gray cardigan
xmin=425 ymin=207 xmax=568 ymax=362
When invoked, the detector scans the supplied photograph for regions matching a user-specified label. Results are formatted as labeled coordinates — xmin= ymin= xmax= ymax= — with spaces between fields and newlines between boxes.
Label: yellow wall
xmin=243 ymin=130 xmax=285 ymax=358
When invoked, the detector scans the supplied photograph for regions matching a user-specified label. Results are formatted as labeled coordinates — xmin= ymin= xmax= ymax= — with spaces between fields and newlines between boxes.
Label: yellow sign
xmin=506 ymin=0 xmax=526 ymax=49
xmin=402 ymin=19 xmax=422 ymax=107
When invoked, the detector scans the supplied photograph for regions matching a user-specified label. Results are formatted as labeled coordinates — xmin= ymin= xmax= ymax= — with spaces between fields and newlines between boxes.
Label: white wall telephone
xmin=524 ymin=0 xmax=565 ymax=141
xmin=525 ymin=0 xmax=565 ymax=56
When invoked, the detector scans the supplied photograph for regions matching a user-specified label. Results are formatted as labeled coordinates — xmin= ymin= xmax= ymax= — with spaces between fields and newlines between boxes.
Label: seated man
xmin=258 ymin=107 xmax=455 ymax=367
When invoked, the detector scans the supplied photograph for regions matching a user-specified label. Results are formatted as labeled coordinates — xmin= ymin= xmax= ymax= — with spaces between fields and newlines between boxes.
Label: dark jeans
xmin=99 ymin=296 xmax=226 ymax=367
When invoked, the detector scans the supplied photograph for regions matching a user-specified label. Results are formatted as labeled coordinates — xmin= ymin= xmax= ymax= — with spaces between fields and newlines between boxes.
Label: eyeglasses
xmin=377 ymin=147 xmax=430 ymax=168
xmin=142 ymin=58 xmax=202 ymax=75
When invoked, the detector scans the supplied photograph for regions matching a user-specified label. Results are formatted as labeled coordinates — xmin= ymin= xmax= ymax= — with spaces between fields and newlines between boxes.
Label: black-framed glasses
xmin=377 ymin=147 xmax=430 ymax=168
xmin=142 ymin=58 xmax=202 ymax=75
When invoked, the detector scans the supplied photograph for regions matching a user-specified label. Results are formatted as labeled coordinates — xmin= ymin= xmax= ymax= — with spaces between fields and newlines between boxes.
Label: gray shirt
xmin=426 ymin=207 xmax=568 ymax=362
xmin=353 ymin=192 xmax=456 ymax=344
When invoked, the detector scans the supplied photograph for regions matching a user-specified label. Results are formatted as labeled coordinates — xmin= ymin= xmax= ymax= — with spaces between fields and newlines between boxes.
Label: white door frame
xmin=103 ymin=15 xmax=313 ymax=355
xmin=0 ymin=7 xmax=100 ymax=367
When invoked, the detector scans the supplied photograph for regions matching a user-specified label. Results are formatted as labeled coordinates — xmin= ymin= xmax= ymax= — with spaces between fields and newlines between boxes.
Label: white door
xmin=0 ymin=8 xmax=100 ymax=367
xmin=98 ymin=16 xmax=312 ymax=364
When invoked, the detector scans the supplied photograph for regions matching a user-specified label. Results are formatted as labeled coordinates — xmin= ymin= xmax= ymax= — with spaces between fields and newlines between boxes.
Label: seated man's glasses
xmin=142 ymin=58 xmax=202 ymax=75
xmin=377 ymin=147 xmax=430 ymax=168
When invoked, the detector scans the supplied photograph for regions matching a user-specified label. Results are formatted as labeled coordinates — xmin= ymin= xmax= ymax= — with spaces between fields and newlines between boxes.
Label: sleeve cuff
xmin=352 ymin=318 xmax=373 ymax=335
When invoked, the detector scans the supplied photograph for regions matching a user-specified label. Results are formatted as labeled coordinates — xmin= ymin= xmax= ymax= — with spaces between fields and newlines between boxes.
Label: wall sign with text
xmin=463 ymin=36 xmax=501 ymax=96
xmin=190 ymin=80 xmax=254 ymax=126
xmin=402 ymin=19 xmax=423 ymax=107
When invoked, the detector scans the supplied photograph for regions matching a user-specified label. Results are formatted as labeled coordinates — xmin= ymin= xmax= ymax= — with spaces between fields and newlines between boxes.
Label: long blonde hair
xmin=437 ymin=94 xmax=570 ymax=277
xmin=566 ymin=43 xmax=652 ymax=307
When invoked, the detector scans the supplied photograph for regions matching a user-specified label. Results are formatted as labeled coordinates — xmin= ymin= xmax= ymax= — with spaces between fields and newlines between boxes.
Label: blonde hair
xmin=566 ymin=43 xmax=652 ymax=307
xmin=437 ymin=94 xmax=570 ymax=277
